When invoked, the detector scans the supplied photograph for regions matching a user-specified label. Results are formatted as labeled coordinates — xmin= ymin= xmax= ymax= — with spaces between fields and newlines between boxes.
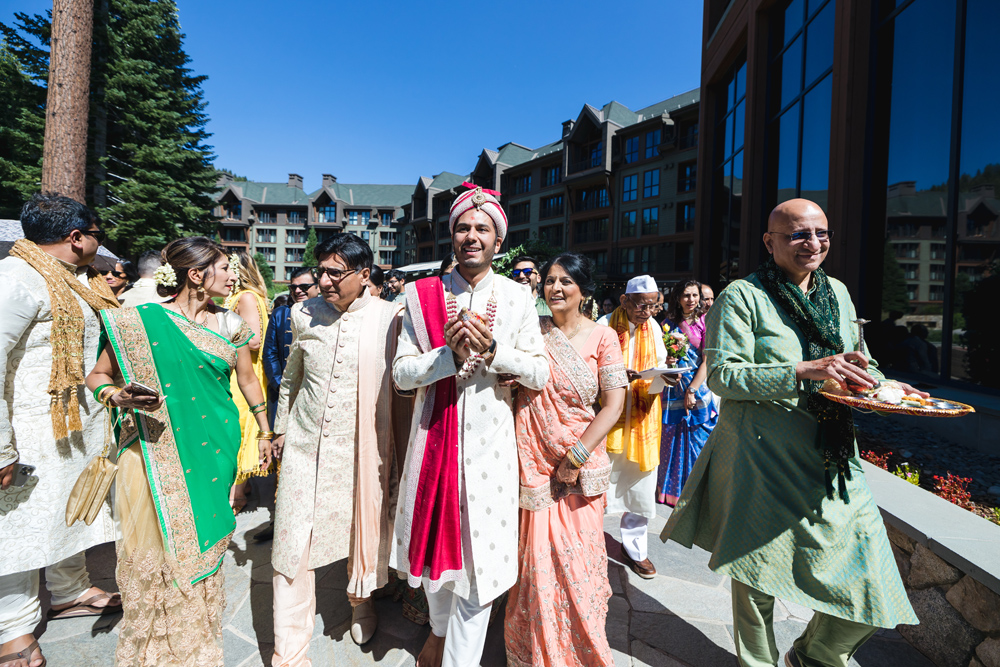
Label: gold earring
xmin=197 ymin=283 xmax=205 ymax=294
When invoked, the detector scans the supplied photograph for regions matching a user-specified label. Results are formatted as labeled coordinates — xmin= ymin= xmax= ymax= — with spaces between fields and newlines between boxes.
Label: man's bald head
xmin=764 ymin=198 xmax=831 ymax=288
xmin=767 ymin=198 xmax=827 ymax=233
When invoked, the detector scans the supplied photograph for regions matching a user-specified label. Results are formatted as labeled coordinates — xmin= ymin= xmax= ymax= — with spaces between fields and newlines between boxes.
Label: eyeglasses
xmin=80 ymin=228 xmax=107 ymax=243
xmin=288 ymin=282 xmax=317 ymax=292
xmin=627 ymin=296 xmax=657 ymax=312
xmin=767 ymin=229 xmax=834 ymax=243
xmin=316 ymin=267 xmax=361 ymax=282
xmin=511 ymin=268 xmax=535 ymax=278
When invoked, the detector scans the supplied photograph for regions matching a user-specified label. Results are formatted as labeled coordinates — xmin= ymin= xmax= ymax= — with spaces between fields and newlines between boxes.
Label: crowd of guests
xmin=0 ymin=189 xmax=928 ymax=667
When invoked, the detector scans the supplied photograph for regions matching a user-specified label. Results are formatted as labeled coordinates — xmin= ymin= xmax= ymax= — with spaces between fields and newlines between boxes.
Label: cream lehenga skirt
xmin=114 ymin=445 xmax=226 ymax=667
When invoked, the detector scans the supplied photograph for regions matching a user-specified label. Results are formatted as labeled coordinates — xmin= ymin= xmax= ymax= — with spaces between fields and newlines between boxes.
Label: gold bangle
xmin=100 ymin=387 xmax=122 ymax=408
xmin=256 ymin=431 xmax=276 ymax=440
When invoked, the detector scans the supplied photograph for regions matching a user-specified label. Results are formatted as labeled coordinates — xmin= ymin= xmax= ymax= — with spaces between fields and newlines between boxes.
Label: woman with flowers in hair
xmin=86 ymin=236 xmax=272 ymax=666
xmin=224 ymin=248 xmax=271 ymax=511
xmin=656 ymin=279 xmax=718 ymax=506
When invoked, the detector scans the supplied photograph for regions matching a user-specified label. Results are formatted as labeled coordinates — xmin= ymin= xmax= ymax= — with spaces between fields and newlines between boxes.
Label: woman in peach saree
xmin=505 ymin=254 xmax=627 ymax=667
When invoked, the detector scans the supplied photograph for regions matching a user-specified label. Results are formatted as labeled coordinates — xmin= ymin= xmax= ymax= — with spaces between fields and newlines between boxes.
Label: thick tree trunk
xmin=41 ymin=0 xmax=93 ymax=203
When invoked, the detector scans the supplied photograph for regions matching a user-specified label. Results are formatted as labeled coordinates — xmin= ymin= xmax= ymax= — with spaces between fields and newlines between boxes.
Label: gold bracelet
xmin=100 ymin=386 xmax=123 ymax=408
xmin=256 ymin=431 xmax=276 ymax=440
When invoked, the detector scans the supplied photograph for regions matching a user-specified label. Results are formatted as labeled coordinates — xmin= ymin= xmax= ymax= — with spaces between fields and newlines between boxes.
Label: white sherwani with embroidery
xmin=0 ymin=256 xmax=116 ymax=576
xmin=390 ymin=270 xmax=548 ymax=606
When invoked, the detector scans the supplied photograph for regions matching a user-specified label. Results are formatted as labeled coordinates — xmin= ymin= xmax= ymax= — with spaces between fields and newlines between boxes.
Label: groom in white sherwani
xmin=391 ymin=184 xmax=549 ymax=667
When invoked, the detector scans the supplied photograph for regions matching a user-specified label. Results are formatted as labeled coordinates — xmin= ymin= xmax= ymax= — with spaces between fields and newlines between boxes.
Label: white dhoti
xmin=0 ymin=552 xmax=91 ymax=643
xmin=425 ymin=586 xmax=492 ymax=667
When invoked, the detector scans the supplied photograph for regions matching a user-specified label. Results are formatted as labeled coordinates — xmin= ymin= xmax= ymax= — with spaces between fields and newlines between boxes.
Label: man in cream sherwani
xmin=0 ymin=195 xmax=121 ymax=667
xmin=391 ymin=185 xmax=549 ymax=667
xmin=271 ymin=233 xmax=404 ymax=666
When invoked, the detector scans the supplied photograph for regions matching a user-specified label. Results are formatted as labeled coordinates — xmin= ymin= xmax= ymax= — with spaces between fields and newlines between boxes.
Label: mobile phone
xmin=125 ymin=381 xmax=159 ymax=398
xmin=11 ymin=463 xmax=36 ymax=487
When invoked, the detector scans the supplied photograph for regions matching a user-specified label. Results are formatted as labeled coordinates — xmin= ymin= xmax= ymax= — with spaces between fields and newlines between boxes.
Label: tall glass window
xmin=767 ymin=0 xmax=835 ymax=210
xmin=709 ymin=56 xmax=747 ymax=285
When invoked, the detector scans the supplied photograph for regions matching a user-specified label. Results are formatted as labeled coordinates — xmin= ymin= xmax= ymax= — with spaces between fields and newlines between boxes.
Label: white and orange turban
xmin=449 ymin=182 xmax=507 ymax=240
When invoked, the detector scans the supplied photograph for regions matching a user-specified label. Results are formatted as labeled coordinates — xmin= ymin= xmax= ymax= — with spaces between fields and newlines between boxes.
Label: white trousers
xmin=0 ymin=552 xmax=91 ymax=643
xmin=425 ymin=586 xmax=492 ymax=667
xmin=620 ymin=512 xmax=649 ymax=561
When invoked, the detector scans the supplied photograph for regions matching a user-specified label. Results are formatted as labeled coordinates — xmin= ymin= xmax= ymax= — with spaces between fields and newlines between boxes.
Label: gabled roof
xmin=494 ymin=143 xmax=536 ymax=167
xmin=216 ymin=181 xmax=310 ymax=206
xmin=634 ymin=89 xmax=701 ymax=122
xmin=320 ymin=183 xmax=412 ymax=208
xmin=601 ymin=100 xmax=638 ymax=127
xmin=428 ymin=171 xmax=467 ymax=192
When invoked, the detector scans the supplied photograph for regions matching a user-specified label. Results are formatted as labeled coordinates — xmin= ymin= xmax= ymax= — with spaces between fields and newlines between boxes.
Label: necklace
xmin=560 ymin=318 xmax=584 ymax=340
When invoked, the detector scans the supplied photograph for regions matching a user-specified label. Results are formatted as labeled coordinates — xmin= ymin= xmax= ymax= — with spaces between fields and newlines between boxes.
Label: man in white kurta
xmin=0 ymin=195 xmax=120 ymax=666
xmin=271 ymin=234 xmax=403 ymax=666
xmin=391 ymin=185 xmax=548 ymax=667
xmin=597 ymin=275 xmax=670 ymax=578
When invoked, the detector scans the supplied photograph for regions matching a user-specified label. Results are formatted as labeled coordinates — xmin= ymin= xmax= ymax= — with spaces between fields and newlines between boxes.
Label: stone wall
xmin=888 ymin=524 xmax=1000 ymax=667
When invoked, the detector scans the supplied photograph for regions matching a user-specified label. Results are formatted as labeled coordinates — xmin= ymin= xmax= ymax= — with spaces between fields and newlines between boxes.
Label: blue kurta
xmin=660 ymin=273 xmax=917 ymax=628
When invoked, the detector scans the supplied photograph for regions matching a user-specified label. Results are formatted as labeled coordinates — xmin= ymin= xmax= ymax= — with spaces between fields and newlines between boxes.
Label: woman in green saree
xmin=86 ymin=237 xmax=272 ymax=667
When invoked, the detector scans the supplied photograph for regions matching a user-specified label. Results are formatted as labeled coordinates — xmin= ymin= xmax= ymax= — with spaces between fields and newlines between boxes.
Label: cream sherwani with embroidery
xmin=390 ymin=270 xmax=549 ymax=606
xmin=272 ymin=290 xmax=402 ymax=594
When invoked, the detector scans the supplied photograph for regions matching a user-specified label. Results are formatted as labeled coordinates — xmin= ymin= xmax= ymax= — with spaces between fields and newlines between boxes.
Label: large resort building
xmin=214 ymin=173 xmax=411 ymax=280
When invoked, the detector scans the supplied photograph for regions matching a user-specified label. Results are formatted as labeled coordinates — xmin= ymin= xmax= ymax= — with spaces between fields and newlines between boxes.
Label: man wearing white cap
xmin=392 ymin=184 xmax=549 ymax=667
xmin=597 ymin=275 xmax=676 ymax=578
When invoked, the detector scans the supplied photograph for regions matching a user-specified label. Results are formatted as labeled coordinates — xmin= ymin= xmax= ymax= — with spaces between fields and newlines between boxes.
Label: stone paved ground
xmin=37 ymin=503 xmax=936 ymax=667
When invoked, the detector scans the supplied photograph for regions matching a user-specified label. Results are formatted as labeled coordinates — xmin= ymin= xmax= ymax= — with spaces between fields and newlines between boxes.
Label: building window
xmin=893 ymin=243 xmax=919 ymax=259
xmin=510 ymin=202 xmax=531 ymax=225
xmin=620 ymin=248 xmax=636 ymax=274
xmin=288 ymin=210 xmax=303 ymax=224
xmin=641 ymin=207 xmax=659 ymax=236
xmin=225 ymin=202 xmax=242 ymax=219
xmin=930 ymin=243 xmax=946 ymax=260
xmin=348 ymin=211 xmax=359 ymax=226
xmin=621 ymin=211 xmax=637 ymax=238
xmin=679 ymin=122 xmax=699 ymax=149
xmin=513 ymin=174 xmax=532 ymax=195
xmin=539 ymin=224 xmax=564 ymax=247
xmin=419 ymin=247 xmax=432 ymax=262
xmin=578 ymin=186 xmax=609 ymax=211
xmin=285 ymin=248 xmax=304 ymax=263
xmin=906 ymin=284 xmax=919 ymax=301
xmin=361 ymin=231 xmax=370 ymax=240
xmin=622 ymin=175 xmax=638 ymax=202
xmin=381 ymin=212 xmax=393 ymax=224
xmin=437 ymin=222 xmax=449 ymax=239
xmin=768 ymin=0 xmax=835 ymax=209
xmin=676 ymin=243 xmax=693 ymax=272
xmin=221 ymin=228 xmax=244 ymax=243
xmin=585 ymin=251 xmax=608 ymax=273
xmin=640 ymin=246 xmax=657 ymax=273
xmin=899 ymin=263 xmax=918 ymax=280
xmin=645 ymin=129 xmax=661 ymax=159
xmin=437 ymin=242 xmax=450 ymax=259
xmin=624 ymin=136 xmax=639 ymax=164
xmin=643 ymin=169 xmax=660 ymax=198
xmin=929 ymin=285 xmax=945 ymax=302
xmin=257 ymin=247 xmax=276 ymax=262
xmin=361 ymin=211 xmax=371 ymax=225
xmin=572 ymin=139 xmax=603 ymax=173
xmin=286 ymin=229 xmax=307 ymax=244
xmin=316 ymin=205 xmax=336 ymax=223
xmin=542 ymin=166 xmax=562 ymax=187
xmin=381 ymin=232 xmax=396 ymax=246
xmin=929 ymin=265 xmax=946 ymax=282
xmin=256 ymin=228 xmax=276 ymax=243
xmin=540 ymin=195 xmax=564 ymax=219
xmin=679 ymin=162 xmax=697 ymax=192
xmin=573 ymin=218 xmax=608 ymax=244
xmin=678 ymin=201 xmax=696 ymax=231
xmin=508 ymin=230 xmax=530 ymax=247
xmin=709 ymin=55 xmax=747 ymax=286
xmin=284 ymin=267 xmax=298 ymax=281
xmin=258 ymin=210 xmax=275 ymax=224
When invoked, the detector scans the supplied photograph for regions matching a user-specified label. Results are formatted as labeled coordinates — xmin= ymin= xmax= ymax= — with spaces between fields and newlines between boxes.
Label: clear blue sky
xmin=4 ymin=0 xmax=705 ymax=192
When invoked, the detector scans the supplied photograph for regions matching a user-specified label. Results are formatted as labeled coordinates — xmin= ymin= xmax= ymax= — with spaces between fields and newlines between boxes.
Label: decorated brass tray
xmin=819 ymin=391 xmax=975 ymax=417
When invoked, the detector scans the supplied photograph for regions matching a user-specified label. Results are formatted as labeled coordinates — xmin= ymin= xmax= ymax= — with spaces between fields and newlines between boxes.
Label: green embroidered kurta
xmin=660 ymin=273 xmax=917 ymax=628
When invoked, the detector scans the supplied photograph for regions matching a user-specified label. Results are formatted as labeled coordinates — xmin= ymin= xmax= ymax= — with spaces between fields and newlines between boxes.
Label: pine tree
xmin=254 ymin=252 xmax=274 ymax=289
xmin=881 ymin=240 xmax=910 ymax=314
xmin=0 ymin=12 xmax=49 ymax=217
xmin=302 ymin=228 xmax=318 ymax=267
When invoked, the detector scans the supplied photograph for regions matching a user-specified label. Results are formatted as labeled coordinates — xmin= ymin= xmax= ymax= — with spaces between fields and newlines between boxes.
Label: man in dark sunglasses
xmin=510 ymin=255 xmax=551 ymax=316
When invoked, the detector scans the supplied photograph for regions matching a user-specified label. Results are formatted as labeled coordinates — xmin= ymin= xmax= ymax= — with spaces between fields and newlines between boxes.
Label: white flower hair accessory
xmin=228 ymin=253 xmax=242 ymax=292
xmin=153 ymin=263 xmax=177 ymax=288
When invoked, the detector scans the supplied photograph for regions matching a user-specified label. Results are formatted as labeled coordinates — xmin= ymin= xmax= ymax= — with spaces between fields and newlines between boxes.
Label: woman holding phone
xmin=86 ymin=236 xmax=272 ymax=667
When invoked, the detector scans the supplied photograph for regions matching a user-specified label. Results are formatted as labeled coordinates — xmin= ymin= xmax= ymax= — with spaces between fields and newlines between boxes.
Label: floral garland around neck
xmin=153 ymin=263 xmax=177 ymax=288
xmin=228 ymin=253 xmax=242 ymax=293
xmin=446 ymin=286 xmax=497 ymax=380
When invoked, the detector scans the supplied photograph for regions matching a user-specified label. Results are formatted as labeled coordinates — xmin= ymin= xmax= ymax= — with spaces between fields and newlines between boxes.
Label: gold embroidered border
xmin=102 ymin=307 xmax=231 ymax=584
xmin=518 ymin=463 xmax=611 ymax=511
xmin=544 ymin=328 xmax=598 ymax=406
xmin=599 ymin=362 xmax=628 ymax=390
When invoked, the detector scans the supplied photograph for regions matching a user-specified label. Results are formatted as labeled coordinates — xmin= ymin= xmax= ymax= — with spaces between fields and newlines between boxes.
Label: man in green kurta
xmin=661 ymin=199 xmax=921 ymax=667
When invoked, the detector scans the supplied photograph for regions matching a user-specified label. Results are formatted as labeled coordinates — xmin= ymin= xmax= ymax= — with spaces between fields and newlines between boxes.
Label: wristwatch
xmin=484 ymin=339 xmax=497 ymax=361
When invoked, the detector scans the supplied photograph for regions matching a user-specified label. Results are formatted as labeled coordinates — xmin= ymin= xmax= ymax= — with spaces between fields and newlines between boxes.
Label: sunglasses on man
xmin=288 ymin=282 xmax=318 ymax=292
xmin=511 ymin=268 xmax=535 ymax=278
xmin=80 ymin=228 xmax=107 ymax=243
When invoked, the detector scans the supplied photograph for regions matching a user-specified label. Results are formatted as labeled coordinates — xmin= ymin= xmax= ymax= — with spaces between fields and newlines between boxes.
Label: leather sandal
xmin=0 ymin=638 xmax=45 ymax=667
xmin=46 ymin=592 xmax=122 ymax=620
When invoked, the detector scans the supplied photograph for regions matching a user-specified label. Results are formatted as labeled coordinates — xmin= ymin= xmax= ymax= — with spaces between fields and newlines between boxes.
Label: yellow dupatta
xmin=224 ymin=289 xmax=270 ymax=482
xmin=605 ymin=307 xmax=662 ymax=472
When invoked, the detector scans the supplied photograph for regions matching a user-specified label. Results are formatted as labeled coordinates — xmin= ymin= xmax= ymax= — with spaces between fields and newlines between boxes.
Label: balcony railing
xmin=679 ymin=177 xmax=697 ymax=193
xmin=540 ymin=205 xmax=564 ymax=219
xmin=678 ymin=133 xmax=699 ymax=150
xmin=577 ymin=193 xmax=609 ymax=211
xmin=569 ymin=156 xmax=603 ymax=174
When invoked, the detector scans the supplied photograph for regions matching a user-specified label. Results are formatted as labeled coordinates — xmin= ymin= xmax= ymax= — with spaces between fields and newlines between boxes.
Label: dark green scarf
xmin=757 ymin=256 xmax=855 ymax=502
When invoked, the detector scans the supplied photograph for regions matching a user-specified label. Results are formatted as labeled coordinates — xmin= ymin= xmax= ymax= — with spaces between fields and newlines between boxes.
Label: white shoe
xmin=350 ymin=599 xmax=378 ymax=645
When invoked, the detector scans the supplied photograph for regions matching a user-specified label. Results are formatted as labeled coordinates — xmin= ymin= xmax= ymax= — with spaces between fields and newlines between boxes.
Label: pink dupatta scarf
xmin=405 ymin=277 xmax=463 ymax=584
